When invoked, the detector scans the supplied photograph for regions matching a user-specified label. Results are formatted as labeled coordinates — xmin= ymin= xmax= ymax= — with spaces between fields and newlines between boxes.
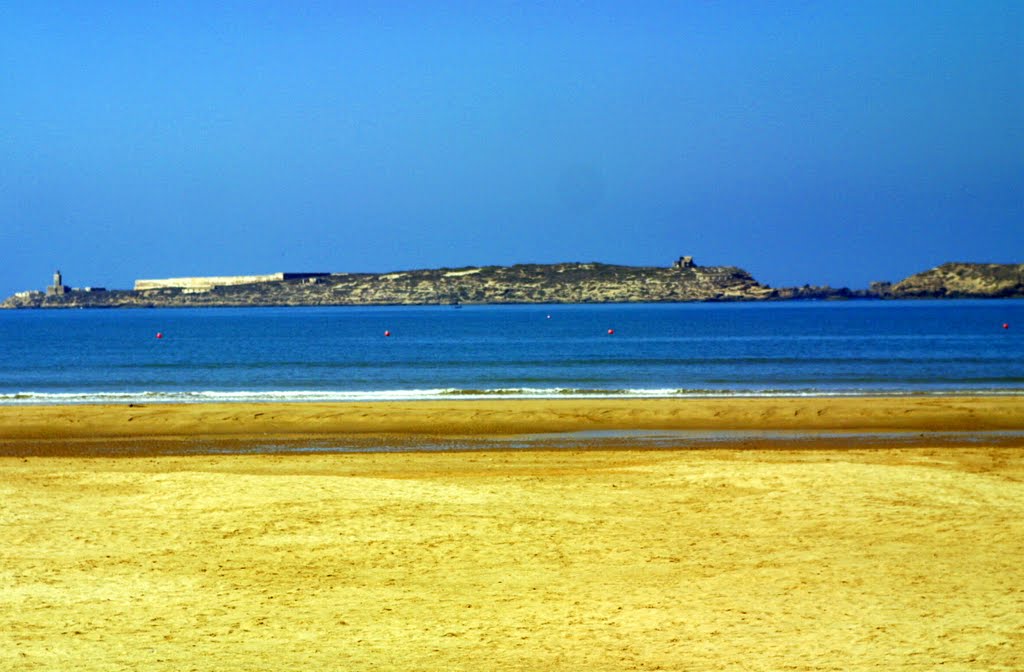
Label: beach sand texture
xmin=2 ymin=397 xmax=1023 ymax=670
xmin=2 ymin=396 xmax=1024 ymax=453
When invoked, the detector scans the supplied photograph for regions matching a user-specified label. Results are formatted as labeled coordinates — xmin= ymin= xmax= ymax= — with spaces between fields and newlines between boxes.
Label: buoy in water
xmin=607 ymin=328 xmax=615 ymax=335
xmin=1003 ymin=323 xmax=1010 ymax=330
xmin=155 ymin=332 xmax=163 ymax=339
xmin=384 ymin=330 xmax=391 ymax=337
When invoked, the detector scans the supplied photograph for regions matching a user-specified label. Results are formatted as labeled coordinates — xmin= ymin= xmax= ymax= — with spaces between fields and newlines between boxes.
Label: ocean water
xmin=0 ymin=300 xmax=1022 ymax=404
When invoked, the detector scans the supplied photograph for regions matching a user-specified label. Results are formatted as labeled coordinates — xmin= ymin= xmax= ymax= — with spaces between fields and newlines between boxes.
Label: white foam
xmin=1 ymin=387 xmax=1021 ymax=405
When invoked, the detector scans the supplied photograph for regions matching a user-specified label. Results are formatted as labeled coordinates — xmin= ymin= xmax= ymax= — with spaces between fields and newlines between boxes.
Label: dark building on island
xmin=46 ymin=270 xmax=69 ymax=296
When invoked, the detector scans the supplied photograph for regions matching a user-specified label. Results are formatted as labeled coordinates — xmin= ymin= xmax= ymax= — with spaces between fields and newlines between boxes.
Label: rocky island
xmin=879 ymin=262 xmax=1024 ymax=299
xmin=2 ymin=259 xmax=1021 ymax=309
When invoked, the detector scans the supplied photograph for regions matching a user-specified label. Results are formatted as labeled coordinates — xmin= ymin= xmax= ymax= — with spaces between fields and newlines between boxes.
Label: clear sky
xmin=1 ymin=1 xmax=1021 ymax=298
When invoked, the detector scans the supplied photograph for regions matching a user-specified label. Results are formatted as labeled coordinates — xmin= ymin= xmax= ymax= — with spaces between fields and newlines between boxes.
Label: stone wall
xmin=134 ymin=273 xmax=331 ymax=291
xmin=134 ymin=273 xmax=289 ymax=291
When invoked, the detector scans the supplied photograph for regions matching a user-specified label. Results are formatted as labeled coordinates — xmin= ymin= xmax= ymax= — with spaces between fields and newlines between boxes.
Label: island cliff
xmin=2 ymin=260 xmax=1020 ymax=309
xmin=882 ymin=262 xmax=1024 ymax=299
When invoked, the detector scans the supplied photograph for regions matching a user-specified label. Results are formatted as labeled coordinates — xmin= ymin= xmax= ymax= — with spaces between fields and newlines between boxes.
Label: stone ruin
xmin=46 ymin=270 xmax=68 ymax=296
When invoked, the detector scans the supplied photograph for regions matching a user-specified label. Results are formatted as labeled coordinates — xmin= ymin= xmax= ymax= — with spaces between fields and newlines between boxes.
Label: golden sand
xmin=1 ymin=397 xmax=1023 ymax=670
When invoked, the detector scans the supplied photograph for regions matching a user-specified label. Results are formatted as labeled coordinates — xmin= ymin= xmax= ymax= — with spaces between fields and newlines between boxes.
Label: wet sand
xmin=1 ymin=396 xmax=1023 ymax=455
xmin=1 ymin=397 xmax=1023 ymax=670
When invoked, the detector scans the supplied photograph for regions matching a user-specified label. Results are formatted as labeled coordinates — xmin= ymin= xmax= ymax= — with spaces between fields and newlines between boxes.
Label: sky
xmin=1 ymin=1 xmax=1021 ymax=298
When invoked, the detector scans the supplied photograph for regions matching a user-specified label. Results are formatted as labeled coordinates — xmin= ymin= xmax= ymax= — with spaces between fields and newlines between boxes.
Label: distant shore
xmin=2 ymin=396 xmax=1022 ymax=456
xmin=5 ymin=261 xmax=1022 ymax=308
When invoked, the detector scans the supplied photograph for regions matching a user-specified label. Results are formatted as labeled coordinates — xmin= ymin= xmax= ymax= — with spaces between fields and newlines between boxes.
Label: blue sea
xmin=0 ymin=300 xmax=1022 ymax=404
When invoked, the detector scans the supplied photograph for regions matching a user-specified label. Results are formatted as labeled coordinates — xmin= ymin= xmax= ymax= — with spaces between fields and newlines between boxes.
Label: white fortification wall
xmin=134 ymin=273 xmax=287 ymax=291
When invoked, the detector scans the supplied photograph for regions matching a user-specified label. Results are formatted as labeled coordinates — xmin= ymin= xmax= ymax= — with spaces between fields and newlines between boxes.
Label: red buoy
xmin=384 ymin=330 xmax=391 ymax=337
xmin=1003 ymin=323 xmax=1010 ymax=330
xmin=155 ymin=332 xmax=163 ymax=339
xmin=607 ymin=328 xmax=615 ymax=335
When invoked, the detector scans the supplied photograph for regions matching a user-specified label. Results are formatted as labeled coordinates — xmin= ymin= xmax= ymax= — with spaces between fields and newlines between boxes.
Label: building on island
xmin=672 ymin=256 xmax=696 ymax=269
xmin=46 ymin=270 xmax=68 ymax=296
xmin=133 ymin=272 xmax=331 ymax=291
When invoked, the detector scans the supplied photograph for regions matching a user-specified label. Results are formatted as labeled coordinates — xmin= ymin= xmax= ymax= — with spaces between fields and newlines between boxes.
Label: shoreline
xmin=6 ymin=388 xmax=1024 ymax=404
xmin=1 ymin=395 xmax=1022 ymax=456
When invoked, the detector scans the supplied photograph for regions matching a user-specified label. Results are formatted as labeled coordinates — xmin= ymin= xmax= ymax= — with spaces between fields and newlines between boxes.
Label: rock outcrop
xmin=888 ymin=263 xmax=1024 ymax=298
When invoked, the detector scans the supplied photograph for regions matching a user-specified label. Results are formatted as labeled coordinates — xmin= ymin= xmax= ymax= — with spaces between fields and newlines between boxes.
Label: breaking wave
xmin=2 ymin=387 xmax=1022 ymax=405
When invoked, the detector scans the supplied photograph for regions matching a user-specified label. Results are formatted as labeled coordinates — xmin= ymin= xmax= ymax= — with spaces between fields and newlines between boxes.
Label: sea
xmin=0 ymin=300 xmax=1022 ymax=405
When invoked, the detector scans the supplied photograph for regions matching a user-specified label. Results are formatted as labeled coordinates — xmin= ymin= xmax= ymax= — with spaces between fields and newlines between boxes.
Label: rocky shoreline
xmin=3 ymin=261 xmax=1022 ymax=309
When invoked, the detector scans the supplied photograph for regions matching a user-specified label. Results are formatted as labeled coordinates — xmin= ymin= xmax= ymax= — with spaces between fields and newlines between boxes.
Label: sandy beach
xmin=2 ymin=396 xmax=1024 ymax=455
xmin=2 ymin=396 xmax=1023 ymax=670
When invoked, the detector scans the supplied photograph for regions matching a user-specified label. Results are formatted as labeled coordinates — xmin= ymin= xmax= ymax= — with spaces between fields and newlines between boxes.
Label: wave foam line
xmin=2 ymin=387 xmax=1024 ymax=405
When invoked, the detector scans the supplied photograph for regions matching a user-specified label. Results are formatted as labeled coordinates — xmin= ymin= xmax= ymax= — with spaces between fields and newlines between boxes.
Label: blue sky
xmin=1 ymin=1 xmax=1021 ymax=297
